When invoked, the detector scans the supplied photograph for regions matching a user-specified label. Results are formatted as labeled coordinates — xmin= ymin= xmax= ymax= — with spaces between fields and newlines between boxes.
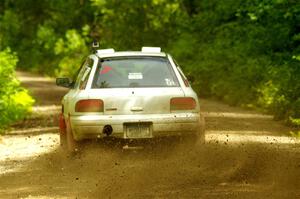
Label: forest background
xmin=1 ymin=0 xmax=300 ymax=129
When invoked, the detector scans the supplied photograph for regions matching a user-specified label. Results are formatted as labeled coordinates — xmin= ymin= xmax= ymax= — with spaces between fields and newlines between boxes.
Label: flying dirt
xmin=0 ymin=71 xmax=299 ymax=199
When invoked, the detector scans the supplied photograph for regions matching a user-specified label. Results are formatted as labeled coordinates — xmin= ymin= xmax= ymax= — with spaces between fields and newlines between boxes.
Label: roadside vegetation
xmin=0 ymin=49 xmax=34 ymax=130
xmin=0 ymin=0 xmax=300 ymax=129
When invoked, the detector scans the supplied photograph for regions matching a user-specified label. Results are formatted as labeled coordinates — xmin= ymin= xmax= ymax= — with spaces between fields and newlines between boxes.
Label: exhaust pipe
xmin=103 ymin=125 xmax=113 ymax=136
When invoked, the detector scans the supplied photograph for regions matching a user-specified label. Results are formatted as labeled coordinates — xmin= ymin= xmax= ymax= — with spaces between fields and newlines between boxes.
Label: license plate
xmin=125 ymin=123 xmax=152 ymax=138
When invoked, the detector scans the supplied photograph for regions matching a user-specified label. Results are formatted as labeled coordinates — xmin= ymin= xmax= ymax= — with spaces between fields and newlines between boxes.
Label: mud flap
xmin=59 ymin=113 xmax=66 ymax=133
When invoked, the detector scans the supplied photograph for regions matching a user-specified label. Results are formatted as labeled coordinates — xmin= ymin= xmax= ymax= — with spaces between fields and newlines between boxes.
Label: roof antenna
xmin=92 ymin=39 xmax=100 ymax=52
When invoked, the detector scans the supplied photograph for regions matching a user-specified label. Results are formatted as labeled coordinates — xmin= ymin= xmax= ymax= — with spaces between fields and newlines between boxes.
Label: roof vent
xmin=141 ymin=47 xmax=161 ymax=53
xmin=96 ymin=48 xmax=115 ymax=55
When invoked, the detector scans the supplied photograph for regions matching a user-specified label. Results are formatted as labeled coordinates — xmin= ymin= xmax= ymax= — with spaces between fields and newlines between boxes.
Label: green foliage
xmin=54 ymin=28 xmax=89 ymax=77
xmin=0 ymin=49 xmax=34 ymax=130
xmin=171 ymin=0 xmax=300 ymax=123
xmin=0 ymin=10 xmax=21 ymax=48
xmin=90 ymin=0 xmax=185 ymax=49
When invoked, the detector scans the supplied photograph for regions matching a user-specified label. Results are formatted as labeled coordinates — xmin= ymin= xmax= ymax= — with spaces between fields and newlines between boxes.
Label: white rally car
xmin=57 ymin=47 xmax=205 ymax=152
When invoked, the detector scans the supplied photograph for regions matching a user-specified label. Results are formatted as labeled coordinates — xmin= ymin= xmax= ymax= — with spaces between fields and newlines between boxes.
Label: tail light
xmin=75 ymin=99 xmax=104 ymax=112
xmin=170 ymin=97 xmax=196 ymax=111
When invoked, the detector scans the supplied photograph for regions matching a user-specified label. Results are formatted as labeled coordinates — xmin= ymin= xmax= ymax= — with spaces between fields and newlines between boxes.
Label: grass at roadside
xmin=290 ymin=131 xmax=300 ymax=139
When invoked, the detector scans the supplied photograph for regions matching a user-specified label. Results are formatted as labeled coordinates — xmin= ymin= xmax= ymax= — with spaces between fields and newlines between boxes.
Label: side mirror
xmin=186 ymin=74 xmax=195 ymax=83
xmin=56 ymin=78 xmax=73 ymax=88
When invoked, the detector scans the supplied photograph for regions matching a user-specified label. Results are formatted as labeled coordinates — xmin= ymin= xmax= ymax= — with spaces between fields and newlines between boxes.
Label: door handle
xmin=106 ymin=107 xmax=117 ymax=111
xmin=131 ymin=107 xmax=143 ymax=111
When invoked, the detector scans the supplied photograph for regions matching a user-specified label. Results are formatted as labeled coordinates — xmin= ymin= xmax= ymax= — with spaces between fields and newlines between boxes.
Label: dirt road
xmin=0 ymin=71 xmax=299 ymax=199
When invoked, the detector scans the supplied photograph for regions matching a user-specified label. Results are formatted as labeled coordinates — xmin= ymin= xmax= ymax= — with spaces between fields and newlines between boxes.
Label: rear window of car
xmin=92 ymin=56 xmax=179 ymax=88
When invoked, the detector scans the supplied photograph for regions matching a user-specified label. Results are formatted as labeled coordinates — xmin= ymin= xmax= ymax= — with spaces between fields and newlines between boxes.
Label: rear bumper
xmin=69 ymin=113 xmax=201 ymax=140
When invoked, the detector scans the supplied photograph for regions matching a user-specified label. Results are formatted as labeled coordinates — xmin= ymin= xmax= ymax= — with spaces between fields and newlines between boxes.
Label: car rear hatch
xmin=88 ymin=87 xmax=185 ymax=115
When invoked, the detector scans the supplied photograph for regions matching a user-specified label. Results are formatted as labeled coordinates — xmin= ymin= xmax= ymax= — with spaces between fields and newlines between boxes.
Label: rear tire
xmin=181 ymin=113 xmax=205 ymax=148
xmin=65 ymin=117 xmax=80 ymax=154
xmin=59 ymin=113 xmax=67 ymax=149
xmin=60 ymin=131 xmax=67 ymax=149
xmin=198 ymin=113 xmax=206 ymax=144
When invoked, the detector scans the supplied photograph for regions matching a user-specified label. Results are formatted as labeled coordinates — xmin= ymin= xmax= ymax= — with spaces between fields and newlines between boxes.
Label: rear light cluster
xmin=75 ymin=99 xmax=104 ymax=112
xmin=170 ymin=97 xmax=196 ymax=111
